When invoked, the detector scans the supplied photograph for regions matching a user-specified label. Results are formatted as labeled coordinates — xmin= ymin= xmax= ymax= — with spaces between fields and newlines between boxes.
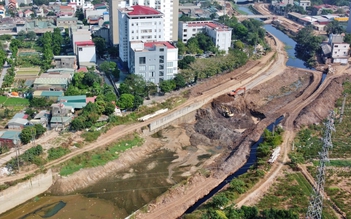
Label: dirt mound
xmin=245 ymin=68 xmax=313 ymax=115
xmin=294 ymin=76 xmax=349 ymax=128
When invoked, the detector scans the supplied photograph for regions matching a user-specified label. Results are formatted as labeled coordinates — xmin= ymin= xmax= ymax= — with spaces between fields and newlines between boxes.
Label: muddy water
xmin=1 ymin=149 xmax=188 ymax=219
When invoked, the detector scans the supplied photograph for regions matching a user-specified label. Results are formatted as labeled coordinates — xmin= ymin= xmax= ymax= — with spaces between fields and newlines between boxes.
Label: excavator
xmin=228 ymin=87 xmax=246 ymax=96
xmin=221 ymin=105 xmax=234 ymax=117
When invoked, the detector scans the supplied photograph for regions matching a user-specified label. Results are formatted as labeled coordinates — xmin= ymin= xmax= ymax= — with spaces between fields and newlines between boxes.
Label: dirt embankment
xmin=294 ymin=75 xmax=350 ymax=128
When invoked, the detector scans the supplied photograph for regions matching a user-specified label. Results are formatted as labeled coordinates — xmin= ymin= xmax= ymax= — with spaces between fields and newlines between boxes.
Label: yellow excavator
xmin=221 ymin=105 xmax=234 ymax=117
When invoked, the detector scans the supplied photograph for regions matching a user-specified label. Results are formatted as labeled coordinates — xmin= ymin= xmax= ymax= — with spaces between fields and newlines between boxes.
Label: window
xmin=139 ymin=66 xmax=146 ymax=71
xmin=149 ymin=65 xmax=156 ymax=71
xmin=159 ymin=71 xmax=164 ymax=76
xmin=159 ymin=35 xmax=161 ymax=38
xmin=167 ymin=62 xmax=173 ymax=67
xmin=79 ymin=48 xmax=83 ymax=51
xmin=159 ymin=65 xmax=164 ymax=70
xmin=167 ymin=68 xmax=173 ymax=73
xmin=160 ymin=48 xmax=164 ymax=52
xmin=139 ymin=57 xmax=146 ymax=64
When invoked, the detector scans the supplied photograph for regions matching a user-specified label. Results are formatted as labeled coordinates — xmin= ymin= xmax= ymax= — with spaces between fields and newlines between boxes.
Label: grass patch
xmin=47 ymin=147 xmax=70 ymax=161
xmin=313 ymin=159 xmax=351 ymax=167
xmin=2 ymin=97 xmax=30 ymax=107
xmin=0 ymin=96 xmax=7 ymax=104
xmin=81 ymin=131 xmax=101 ymax=142
xmin=59 ymin=134 xmax=143 ymax=176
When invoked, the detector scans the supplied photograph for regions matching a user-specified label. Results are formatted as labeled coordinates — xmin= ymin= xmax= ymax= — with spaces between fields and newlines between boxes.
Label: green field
xmin=0 ymin=96 xmax=7 ymax=104
xmin=16 ymin=67 xmax=40 ymax=76
xmin=0 ymin=97 xmax=29 ymax=106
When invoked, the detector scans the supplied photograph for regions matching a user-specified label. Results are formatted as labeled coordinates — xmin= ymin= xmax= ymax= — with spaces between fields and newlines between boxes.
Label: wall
xmin=78 ymin=46 xmax=96 ymax=63
xmin=0 ymin=169 xmax=53 ymax=215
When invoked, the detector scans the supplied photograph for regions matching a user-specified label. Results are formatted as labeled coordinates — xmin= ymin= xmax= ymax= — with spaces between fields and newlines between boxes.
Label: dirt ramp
xmin=294 ymin=76 xmax=347 ymax=128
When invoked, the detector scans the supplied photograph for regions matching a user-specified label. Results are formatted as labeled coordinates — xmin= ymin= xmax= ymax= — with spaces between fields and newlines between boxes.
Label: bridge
xmin=235 ymin=14 xmax=281 ymax=19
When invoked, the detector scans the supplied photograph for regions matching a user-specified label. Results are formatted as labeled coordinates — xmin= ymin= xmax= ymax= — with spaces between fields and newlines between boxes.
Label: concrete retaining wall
xmin=0 ymin=169 xmax=53 ymax=215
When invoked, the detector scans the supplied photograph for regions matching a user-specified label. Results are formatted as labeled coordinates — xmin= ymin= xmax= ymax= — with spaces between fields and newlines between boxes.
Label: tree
xmin=75 ymin=8 xmax=84 ymax=21
xmin=159 ymin=80 xmax=176 ymax=93
xmin=133 ymin=95 xmax=144 ymax=109
xmin=20 ymin=127 xmax=36 ymax=144
xmin=177 ymin=40 xmax=187 ymax=55
xmin=104 ymin=102 xmax=115 ymax=115
xmin=178 ymin=56 xmax=195 ymax=69
xmin=99 ymin=61 xmax=116 ymax=74
xmin=173 ymin=74 xmax=186 ymax=89
xmin=70 ymin=117 xmax=85 ymax=131
xmin=210 ymin=194 xmax=229 ymax=208
xmin=325 ymin=20 xmax=344 ymax=35
xmin=107 ymin=46 xmax=119 ymax=58
xmin=34 ymin=124 xmax=46 ymax=138
xmin=52 ymin=28 xmax=63 ymax=55
xmin=82 ymin=72 xmax=101 ymax=87
xmin=93 ymin=36 xmax=106 ymax=58
xmin=117 ymin=94 xmax=135 ymax=110
xmin=26 ymin=31 xmax=37 ymax=41
xmin=344 ymin=33 xmax=351 ymax=45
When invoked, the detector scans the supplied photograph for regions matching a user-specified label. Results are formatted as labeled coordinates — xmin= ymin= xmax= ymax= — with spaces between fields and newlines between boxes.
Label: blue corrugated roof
xmin=62 ymin=102 xmax=87 ymax=109
xmin=41 ymin=91 xmax=64 ymax=97
xmin=58 ymin=95 xmax=86 ymax=102
xmin=0 ymin=130 xmax=21 ymax=140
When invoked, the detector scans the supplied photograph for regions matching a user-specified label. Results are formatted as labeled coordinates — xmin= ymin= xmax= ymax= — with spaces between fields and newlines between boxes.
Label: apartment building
xmin=129 ymin=41 xmax=178 ymax=83
xmin=178 ymin=20 xmax=232 ymax=53
xmin=118 ymin=5 xmax=164 ymax=62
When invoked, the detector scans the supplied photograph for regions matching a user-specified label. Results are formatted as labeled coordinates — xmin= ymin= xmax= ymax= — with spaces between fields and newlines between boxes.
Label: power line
xmin=306 ymin=111 xmax=335 ymax=219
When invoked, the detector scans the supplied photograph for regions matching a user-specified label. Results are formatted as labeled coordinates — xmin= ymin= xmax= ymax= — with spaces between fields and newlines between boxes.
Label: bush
xmin=47 ymin=147 xmax=70 ymax=160
xmin=81 ymin=131 xmax=101 ymax=142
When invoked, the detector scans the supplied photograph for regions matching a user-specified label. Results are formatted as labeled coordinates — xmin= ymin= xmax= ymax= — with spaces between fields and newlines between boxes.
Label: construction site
xmin=2 ymin=7 xmax=351 ymax=219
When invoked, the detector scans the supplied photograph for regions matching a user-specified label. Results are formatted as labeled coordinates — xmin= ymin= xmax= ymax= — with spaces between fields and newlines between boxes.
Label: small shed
xmin=7 ymin=118 xmax=29 ymax=129
xmin=31 ymin=110 xmax=50 ymax=127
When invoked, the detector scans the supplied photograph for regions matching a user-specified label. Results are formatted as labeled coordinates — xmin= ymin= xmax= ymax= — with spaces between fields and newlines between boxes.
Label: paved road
xmin=0 ymin=56 xmax=10 ymax=88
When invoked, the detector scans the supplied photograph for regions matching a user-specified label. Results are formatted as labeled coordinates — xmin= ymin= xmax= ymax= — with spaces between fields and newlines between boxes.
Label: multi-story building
xmin=118 ymin=5 xmax=164 ymax=62
xmin=71 ymin=26 xmax=91 ymax=54
xmin=129 ymin=0 xmax=178 ymax=42
xmin=129 ymin=41 xmax=178 ymax=83
xmin=109 ymin=0 xmax=126 ymax=46
xmin=178 ymin=21 xmax=232 ymax=53
xmin=299 ymin=0 xmax=311 ymax=10
xmin=329 ymin=34 xmax=350 ymax=64
xmin=109 ymin=0 xmax=178 ymax=46
xmin=75 ymin=41 xmax=97 ymax=65
xmin=70 ymin=0 xmax=84 ymax=7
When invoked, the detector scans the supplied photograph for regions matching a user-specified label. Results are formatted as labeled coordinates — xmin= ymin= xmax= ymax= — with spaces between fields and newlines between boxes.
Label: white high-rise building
xmin=109 ymin=0 xmax=178 ymax=46
xmin=118 ymin=5 xmax=164 ymax=62
xmin=129 ymin=0 xmax=178 ymax=42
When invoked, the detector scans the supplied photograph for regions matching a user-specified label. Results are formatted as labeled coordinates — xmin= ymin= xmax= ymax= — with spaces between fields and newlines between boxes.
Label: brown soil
xmin=294 ymin=75 xmax=351 ymax=128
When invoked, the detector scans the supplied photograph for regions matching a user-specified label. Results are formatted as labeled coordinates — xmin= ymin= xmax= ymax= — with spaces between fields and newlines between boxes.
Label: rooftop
xmin=144 ymin=41 xmax=176 ymax=49
xmin=0 ymin=130 xmax=21 ymax=140
xmin=8 ymin=118 xmax=29 ymax=125
xmin=51 ymin=116 xmax=72 ymax=123
xmin=205 ymin=22 xmax=232 ymax=31
xmin=13 ymin=112 xmax=28 ymax=119
xmin=125 ymin=5 xmax=162 ymax=16
xmin=62 ymin=102 xmax=87 ymax=109
xmin=57 ymin=17 xmax=78 ymax=21
xmin=75 ymin=40 xmax=95 ymax=46
xmin=58 ymin=95 xmax=87 ymax=102
xmin=34 ymin=78 xmax=68 ymax=85
xmin=33 ymin=90 xmax=64 ymax=97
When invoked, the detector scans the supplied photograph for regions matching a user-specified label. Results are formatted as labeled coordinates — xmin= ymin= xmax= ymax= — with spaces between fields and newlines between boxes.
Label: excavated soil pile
xmin=295 ymin=75 xmax=350 ymax=128
xmin=187 ymin=69 xmax=313 ymax=152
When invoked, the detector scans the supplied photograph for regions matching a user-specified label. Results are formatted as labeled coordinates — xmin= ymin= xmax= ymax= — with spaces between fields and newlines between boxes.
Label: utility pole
xmin=13 ymin=138 xmax=20 ymax=173
xmin=306 ymin=111 xmax=335 ymax=219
